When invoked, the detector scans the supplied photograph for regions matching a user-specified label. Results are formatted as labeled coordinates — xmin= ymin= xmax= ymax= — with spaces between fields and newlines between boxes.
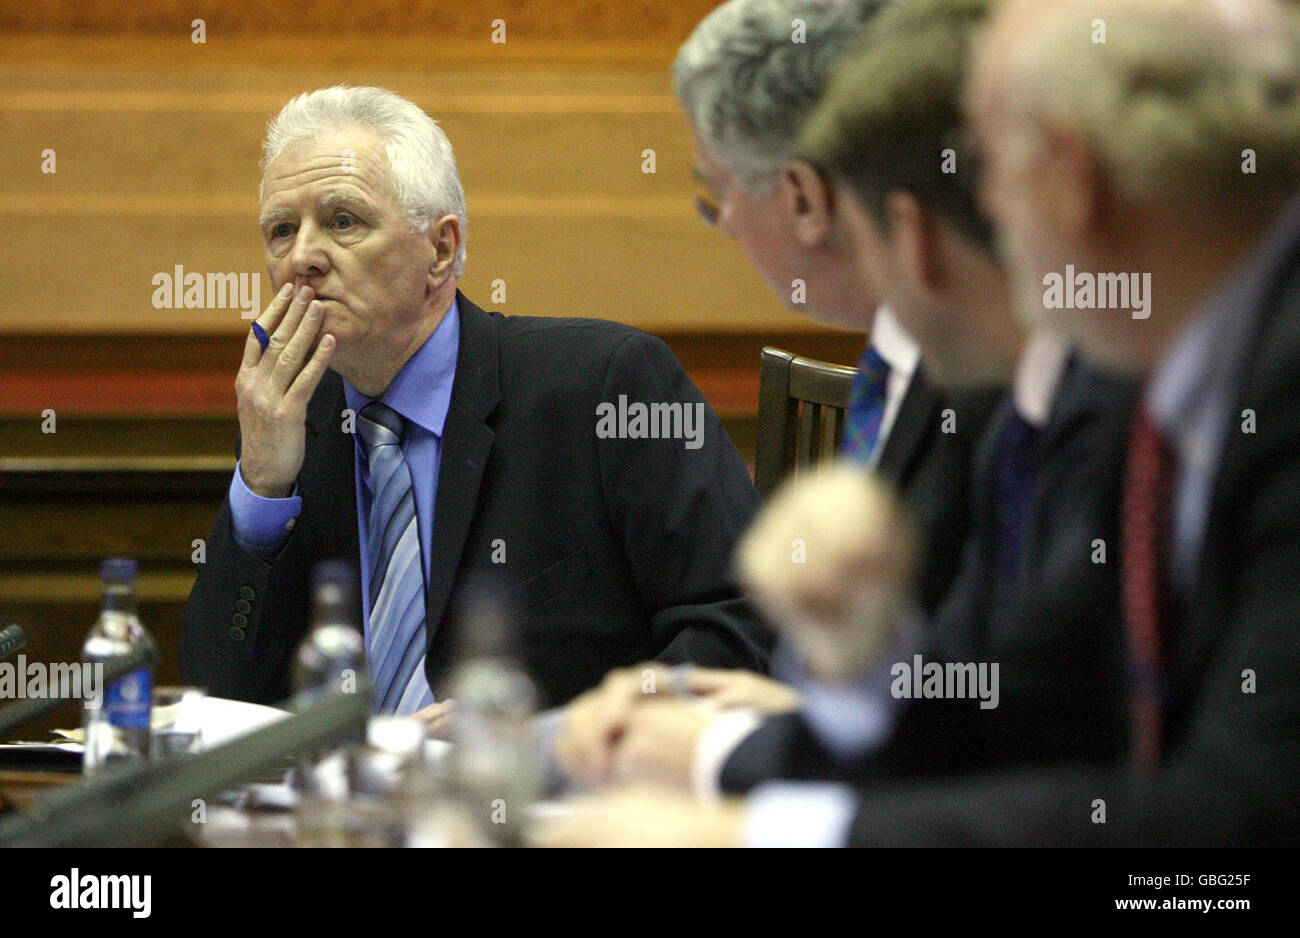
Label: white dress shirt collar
xmin=1012 ymin=328 xmax=1072 ymax=429
xmin=869 ymin=304 xmax=920 ymax=379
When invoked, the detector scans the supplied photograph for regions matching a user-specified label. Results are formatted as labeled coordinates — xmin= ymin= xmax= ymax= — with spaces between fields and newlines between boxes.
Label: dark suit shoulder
xmin=487 ymin=310 xmax=662 ymax=362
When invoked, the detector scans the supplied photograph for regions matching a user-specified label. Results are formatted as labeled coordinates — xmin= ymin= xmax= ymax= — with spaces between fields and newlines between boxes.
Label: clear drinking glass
xmin=151 ymin=686 xmax=206 ymax=758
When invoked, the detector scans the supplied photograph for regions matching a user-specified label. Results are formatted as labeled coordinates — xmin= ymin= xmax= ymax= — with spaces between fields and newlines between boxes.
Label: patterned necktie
xmin=357 ymin=402 xmax=434 ymax=714
xmin=1119 ymin=406 xmax=1175 ymax=772
xmin=840 ymin=345 xmax=891 ymax=464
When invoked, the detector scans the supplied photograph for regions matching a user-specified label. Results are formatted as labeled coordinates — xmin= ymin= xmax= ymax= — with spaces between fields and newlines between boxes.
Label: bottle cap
xmin=100 ymin=557 xmax=138 ymax=584
xmin=312 ymin=560 xmax=358 ymax=608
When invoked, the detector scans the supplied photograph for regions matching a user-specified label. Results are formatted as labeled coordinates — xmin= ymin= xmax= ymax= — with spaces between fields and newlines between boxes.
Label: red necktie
xmin=1120 ymin=406 xmax=1175 ymax=772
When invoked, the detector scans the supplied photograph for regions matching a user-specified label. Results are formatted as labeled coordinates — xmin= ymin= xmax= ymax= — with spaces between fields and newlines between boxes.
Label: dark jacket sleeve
xmin=594 ymin=330 xmax=776 ymax=672
xmin=177 ymin=395 xmax=359 ymax=710
xmin=179 ymin=492 xmax=312 ymax=704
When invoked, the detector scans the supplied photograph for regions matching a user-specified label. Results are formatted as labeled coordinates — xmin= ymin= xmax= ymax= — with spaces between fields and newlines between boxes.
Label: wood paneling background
xmin=1 ymin=26 xmax=838 ymax=335
xmin=1 ymin=0 xmax=726 ymax=37
xmin=0 ymin=2 xmax=867 ymax=742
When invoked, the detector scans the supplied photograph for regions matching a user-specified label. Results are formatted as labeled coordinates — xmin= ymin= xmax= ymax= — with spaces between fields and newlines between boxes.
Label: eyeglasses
xmin=694 ymin=192 xmax=721 ymax=227
xmin=692 ymin=165 xmax=783 ymax=228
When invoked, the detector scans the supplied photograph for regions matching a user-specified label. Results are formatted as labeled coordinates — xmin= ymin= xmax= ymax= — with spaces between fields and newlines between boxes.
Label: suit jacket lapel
xmin=875 ymin=366 xmax=941 ymax=486
xmin=304 ymin=372 xmax=364 ymax=624
xmin=1180 ymin=240 xmax=1300 ymax=685
xmin=424 ymin=293 xmax=501 ymax=674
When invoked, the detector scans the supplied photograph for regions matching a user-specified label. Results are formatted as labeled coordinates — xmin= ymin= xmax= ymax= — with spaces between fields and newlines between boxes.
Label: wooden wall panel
xmin=1 ymin=0 xmax=725 ymax=40
xmin=0 ymin=34 xmax=848 ymax=335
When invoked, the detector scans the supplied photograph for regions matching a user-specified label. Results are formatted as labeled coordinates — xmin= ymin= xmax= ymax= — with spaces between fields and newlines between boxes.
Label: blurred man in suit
xmin=538 ymin=0 xmax=1300 ymax=846
xmin=675 ymin=0 xmax=998 ymax=614
xmin=557 ymin=0 xmax=1127 ymax=800
xmin=557 ymin=0 xmax=1003 ymax=787
xmin=181 ymin=86 xmax=774 ymax=716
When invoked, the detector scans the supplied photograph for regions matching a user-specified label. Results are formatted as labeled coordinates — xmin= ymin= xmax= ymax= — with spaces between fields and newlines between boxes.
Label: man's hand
xmin=528 ymin=786 xmax=746 ymax=848
xmin=609 ymin=699 xmax=711 ymax=790
xmin=236 ymin=283 xmax=336 ymax=498
xmin=555 ymin=664 xmax=674 ymax=785
xmin=556 ymin=664 xmax=799 ymax=788
xmin=412 ymin=699 xmax=457 ymax=741
xmin=681 ymin=667 xmax=801 ymax=713
xmin=736 ymin=461 xmax=919 ymax=684
xmin=606 ymin=671 xmax=799 ymax=789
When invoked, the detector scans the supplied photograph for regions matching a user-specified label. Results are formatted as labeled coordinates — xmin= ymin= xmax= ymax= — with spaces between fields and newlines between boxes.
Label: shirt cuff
xmin=796 ymin=673 xmax=897 ymax=760
xmin=777 ymin=608 xmax=926 ymax=760
xmin=228 ymin=461 xmax=302 ymax=558
xmin=742 ymin=782 xmax=858 ymax=848
xmin=692 ymin=708 xmax=763 ymax=803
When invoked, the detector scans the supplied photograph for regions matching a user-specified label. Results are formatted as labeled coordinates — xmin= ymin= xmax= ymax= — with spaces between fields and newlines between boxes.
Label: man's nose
xmin=288 ymin=222 xmax=332 ymax=278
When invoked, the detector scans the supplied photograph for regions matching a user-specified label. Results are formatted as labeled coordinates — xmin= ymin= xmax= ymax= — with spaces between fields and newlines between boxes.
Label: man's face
xmin=968 ymin=2 xmax=1118 ymax=365
xmin=691 ymin=130 xmax=876 ymax=328
xmin=259 ymin=127 xmax=437 ymax=380
xmin=691 ymin=130 xmax=801 ymax=303
xmin=838 ymin=182 xmax=1021 ymax=389
xmin=976 ymin=116 xmax=1067 ymax=335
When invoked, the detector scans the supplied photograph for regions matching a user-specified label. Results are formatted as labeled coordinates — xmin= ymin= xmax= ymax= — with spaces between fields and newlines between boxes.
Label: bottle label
xmin=104 ymin=669 xmax=152 ymax=729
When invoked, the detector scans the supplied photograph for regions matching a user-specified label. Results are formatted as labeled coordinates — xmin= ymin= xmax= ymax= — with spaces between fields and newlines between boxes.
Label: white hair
xmin=673 ymin=0 xmax=885 ymax=191
xmin=261 ymin=85 xmax=468 ymax=277
xmin=1001 ymin=0 xmax=1300 ymax=205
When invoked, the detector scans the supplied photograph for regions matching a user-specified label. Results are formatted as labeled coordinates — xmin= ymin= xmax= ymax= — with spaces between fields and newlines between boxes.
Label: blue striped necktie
xmin=840 ymin=345 xmax=891 ymax=463
xmin=357 ymin=402 xmax=434 ymax=714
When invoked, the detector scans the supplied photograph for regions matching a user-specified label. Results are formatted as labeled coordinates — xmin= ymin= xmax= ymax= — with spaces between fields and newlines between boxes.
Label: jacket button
xmin=236 ymin=599 xmax=252 ymax=614
xmin=232 ymin=613 xmax=248 ymax=628
xmin=239 ymin=586 xmax=255 ymax=600
xmin=229 ymin=627 xmax=246 ymax=642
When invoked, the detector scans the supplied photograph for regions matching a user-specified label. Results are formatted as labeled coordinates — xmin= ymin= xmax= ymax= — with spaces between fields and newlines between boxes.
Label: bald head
xmin=973 ymin=0 xmax=1300 ymax=203
xmin=969 ymin=0 xmax=1300 ymax=371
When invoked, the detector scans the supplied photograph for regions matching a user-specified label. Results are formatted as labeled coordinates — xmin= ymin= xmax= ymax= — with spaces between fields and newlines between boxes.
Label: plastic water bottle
xmin=291 ymin=561 xmax=367 ymax=812
xmin=292 ymin=561 xmax=368 ymax=708
xmin=444 ymin=587 xmax=542 ymax=846
xmin=82 ymin=557 xmax=156 ymax=774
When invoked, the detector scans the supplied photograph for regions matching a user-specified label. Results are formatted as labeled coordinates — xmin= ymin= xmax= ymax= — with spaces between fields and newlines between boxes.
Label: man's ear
xmin=882 ymin=190 xmax=939 ymax=292
xmin=426 ymin=214 xmax=462 ymax=288
xmin=783 ymin=159 xmax=835 ymax=247
xmin=1036 ymin=122 xmax=1102 ymax=238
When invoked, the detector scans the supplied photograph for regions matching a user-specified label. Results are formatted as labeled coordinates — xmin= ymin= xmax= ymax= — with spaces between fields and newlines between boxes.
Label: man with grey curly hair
xmin=555 ymin=0 xmax=1003 ymax=797
xmin=182 ymin=86 xmax=775 ymax=721
xmin=671 ymin=0 xmax=997 ymax=619
xmin=674 ymin=0 xmax=883 ymax=327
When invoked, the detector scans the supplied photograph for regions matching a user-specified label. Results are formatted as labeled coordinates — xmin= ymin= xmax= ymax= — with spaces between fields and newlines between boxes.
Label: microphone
xmin=0 ymin=687 xmax=370 ymax=847
xmin=0 ymin=643 xmax=154 ymax=741
xmin=0 ymin=625 xmax=25 ymax=660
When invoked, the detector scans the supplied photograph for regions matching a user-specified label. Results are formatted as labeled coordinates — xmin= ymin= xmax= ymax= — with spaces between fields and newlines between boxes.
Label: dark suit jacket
xmin=181 ymin=294 xmax=774 ymax=708
xmin=722 ymin=359 xmax=1138 ymax=790
xmin=874 ymin=368 xmax=1003 ymax=619
xmin=738 ymin=233 xmax=1300 ymax=846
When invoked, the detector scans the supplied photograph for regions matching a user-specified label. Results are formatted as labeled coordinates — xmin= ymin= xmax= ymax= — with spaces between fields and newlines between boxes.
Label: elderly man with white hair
xmin=180 ymin=86 xmax=775 ymax=719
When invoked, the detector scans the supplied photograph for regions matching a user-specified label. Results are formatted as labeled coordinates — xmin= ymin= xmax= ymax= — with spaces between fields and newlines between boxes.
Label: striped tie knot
xmin=856 ymin=346 xmax=890 ymax=385
xmin=358 ymin=401 xmax=406 ymax=454
xmin=840 ymin=344 xmax=892 ymax=464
